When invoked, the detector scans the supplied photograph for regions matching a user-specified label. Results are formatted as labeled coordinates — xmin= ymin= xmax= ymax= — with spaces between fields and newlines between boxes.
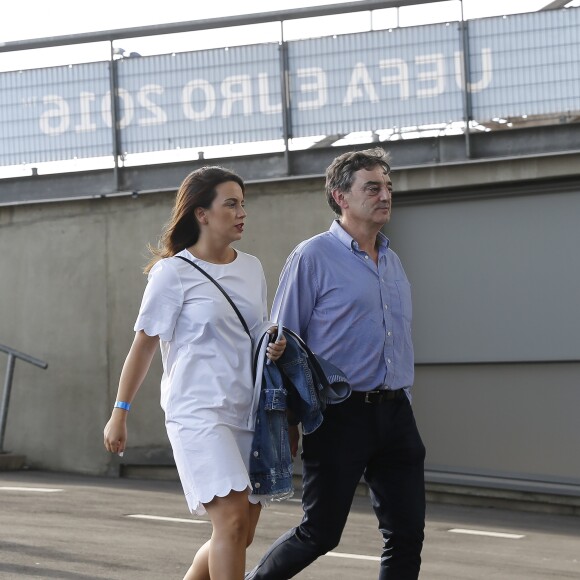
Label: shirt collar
xmin=329 ymin=219 xmax=390 ymax=253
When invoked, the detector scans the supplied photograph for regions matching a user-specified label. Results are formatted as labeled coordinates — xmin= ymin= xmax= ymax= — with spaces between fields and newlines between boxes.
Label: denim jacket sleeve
xmin=249 ymin=327 xmax=350 ymax=498
xmin=249 ymin=325 xmax=294 ymax=499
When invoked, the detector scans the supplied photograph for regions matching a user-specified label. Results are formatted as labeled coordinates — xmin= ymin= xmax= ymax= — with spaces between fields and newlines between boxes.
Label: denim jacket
xmin=248 ymin=322 xmax=350 ymax=499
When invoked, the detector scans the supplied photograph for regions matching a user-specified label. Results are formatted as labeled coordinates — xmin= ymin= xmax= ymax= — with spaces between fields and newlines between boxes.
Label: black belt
xmin=351 ymin=388 xmax=406 ymax=404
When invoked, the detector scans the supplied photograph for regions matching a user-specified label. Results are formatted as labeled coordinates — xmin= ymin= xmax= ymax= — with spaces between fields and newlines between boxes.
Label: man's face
xmin=340 ymin=166 xmax=392 ymax=227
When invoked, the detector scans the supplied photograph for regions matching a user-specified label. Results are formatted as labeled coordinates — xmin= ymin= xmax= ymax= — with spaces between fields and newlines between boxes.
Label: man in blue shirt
xmin=247 ymin=148 xmax=425 ymax=580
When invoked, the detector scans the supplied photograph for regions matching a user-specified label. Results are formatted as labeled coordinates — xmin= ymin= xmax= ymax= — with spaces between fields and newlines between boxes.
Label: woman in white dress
xmin=103 ymin=166 xmax=286 ymax=580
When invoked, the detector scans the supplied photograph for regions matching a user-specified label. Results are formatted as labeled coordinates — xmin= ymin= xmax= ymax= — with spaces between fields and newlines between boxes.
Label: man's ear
xmin=332 ymin=189 xmax=348 ymax=210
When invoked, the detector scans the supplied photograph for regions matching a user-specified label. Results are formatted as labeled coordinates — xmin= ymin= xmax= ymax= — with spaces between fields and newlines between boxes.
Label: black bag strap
xmin=175 ymin=255 xmax=252 ymax=339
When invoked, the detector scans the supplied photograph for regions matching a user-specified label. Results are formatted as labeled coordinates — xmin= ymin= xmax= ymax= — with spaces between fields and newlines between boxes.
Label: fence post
xmin=459 ymin=3 xmax=473 ymax=159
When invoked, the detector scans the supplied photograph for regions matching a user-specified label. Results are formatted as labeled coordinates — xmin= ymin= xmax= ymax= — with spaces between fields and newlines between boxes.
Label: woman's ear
xmin=195 ymin=207 xmax=208 ymax=225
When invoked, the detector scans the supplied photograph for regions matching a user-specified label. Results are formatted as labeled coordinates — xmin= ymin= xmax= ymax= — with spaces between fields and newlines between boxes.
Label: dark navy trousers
xmin=246 ymin=391 xmax=426 ymax=580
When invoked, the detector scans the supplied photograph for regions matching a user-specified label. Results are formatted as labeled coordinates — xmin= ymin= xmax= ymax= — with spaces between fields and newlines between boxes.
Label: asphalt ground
xmin=1 ymin=470 xmax=579 ymax=579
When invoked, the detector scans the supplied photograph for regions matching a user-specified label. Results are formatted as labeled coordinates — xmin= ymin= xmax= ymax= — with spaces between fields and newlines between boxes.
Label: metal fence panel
xmin=1 ymin=8 xmax=579 ymax=168
xmin=0 ymin=62 xmax=112 ymax=166
xmin=470 ymin=9 xmax=580 ymax=122
xmin=116 ymin=43 xmax=283 ymax=155
xmin=288 ymin=23 xmax=464 ymax=137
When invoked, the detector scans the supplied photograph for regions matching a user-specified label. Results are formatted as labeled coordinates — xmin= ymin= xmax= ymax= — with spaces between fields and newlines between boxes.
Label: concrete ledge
xmin=4 ymin=124 xmax=580 ymax=207
xmin=0 ymin=453 xmax=26 ymax=471
xmin=311 ymin=477 xmax=580 ymax=517
xmin=293 ymin=476 xmax=580 ymax=516
xmin=425 ymin=482 xmax=580 ymax=517
xmin=423 ymin=470 xmax=580 ymax=516
xmin=119 ymin=453 xmax=580 ymax=516
xmin=118 ymin=465 xmax=580 ymax=517
xmin=120 ymin=464 xmax=179 ymax=481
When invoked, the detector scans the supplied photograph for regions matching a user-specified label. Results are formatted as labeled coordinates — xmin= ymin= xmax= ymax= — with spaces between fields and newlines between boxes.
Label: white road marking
xmin=325 ymin=551 xmax=380 ymax=562
xmin=126 ymin=514 xmax=210 ymax=525
xmin=0 ymin=486 xmax=63 ymax=493
xmin=448 ymin=528 xmax=525 ymax=539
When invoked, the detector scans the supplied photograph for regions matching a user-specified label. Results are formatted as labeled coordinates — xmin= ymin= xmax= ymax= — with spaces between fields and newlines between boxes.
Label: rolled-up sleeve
xmin=134 ymin=260 xmax=184 ymax=341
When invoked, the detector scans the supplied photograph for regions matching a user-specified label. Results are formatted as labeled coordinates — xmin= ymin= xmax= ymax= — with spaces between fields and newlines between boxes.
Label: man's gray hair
xmin=325 ymin=147 xmax=391 ymax=215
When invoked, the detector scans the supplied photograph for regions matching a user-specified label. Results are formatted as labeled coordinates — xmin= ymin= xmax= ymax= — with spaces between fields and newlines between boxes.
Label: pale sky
xmin=2 ymin=0 xmax=578 ymax=71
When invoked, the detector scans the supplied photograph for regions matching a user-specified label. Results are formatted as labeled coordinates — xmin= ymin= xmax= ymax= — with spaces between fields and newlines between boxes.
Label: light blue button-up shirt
xmin=271 ymin=220 xmax=414 ymax=395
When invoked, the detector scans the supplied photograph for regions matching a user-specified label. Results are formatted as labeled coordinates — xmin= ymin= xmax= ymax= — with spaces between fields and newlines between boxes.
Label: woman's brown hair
xmin=144 ymin=166 xmax=245 ymax=273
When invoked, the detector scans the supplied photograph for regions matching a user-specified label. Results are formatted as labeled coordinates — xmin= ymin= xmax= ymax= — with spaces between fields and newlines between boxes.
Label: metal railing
xmin=0 ymin=343 xmax=48 ymax=453
xmin=0 ymin=1 xmax=578 ymax=187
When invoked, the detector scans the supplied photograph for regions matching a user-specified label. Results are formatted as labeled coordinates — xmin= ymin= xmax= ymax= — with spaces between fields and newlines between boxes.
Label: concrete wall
xmin=1 ymin=196 xmax=168 ymax=474
xmin=414 ymin=362 xmax=580 ymax=484
xmin=1 ymin=171 xmax=579 ymax=492
xmin=0 ymin=177 xmax=332 ymax=475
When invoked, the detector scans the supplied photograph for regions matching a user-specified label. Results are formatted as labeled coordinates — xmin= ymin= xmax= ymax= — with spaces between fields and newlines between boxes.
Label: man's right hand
xmin=289 ymin=425 xmax=300 ymax=458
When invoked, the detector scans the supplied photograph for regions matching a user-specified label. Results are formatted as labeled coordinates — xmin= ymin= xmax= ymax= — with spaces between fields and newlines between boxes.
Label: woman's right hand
xmin=103 ymin=412 xmax=128 ymax=456
xmin=103 ymin=330 xmax=159 ymax=457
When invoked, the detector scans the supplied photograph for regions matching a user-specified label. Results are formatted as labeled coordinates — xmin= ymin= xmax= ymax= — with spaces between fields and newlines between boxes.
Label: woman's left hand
xmin=266 ymin=327 xmax=286 ymax=361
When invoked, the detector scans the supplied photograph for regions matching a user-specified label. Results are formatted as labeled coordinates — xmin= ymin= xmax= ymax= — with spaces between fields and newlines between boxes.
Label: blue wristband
xmin=114 ymin=401 xmax=131 ymax=411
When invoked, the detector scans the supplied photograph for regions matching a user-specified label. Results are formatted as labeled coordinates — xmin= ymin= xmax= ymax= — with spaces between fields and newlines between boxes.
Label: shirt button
xmin=384 ymin=304 xmax=388 ymax=309
xmin=364 ymin=255 xmax=369 ymax=260
xmin=253 ymin=451 xmax=259 ymax=457
xmin=387 ymin=358 xmax=392 ymax=364
xmin=387 ymin=331 xmax=392 ymax=336
xmin=254 ymin=482 xmax=261 ymax=489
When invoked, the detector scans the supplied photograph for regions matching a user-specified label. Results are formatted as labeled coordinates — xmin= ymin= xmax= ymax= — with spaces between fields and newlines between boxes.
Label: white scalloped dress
xmin=134 ymin=248 xmax=267 ymax=515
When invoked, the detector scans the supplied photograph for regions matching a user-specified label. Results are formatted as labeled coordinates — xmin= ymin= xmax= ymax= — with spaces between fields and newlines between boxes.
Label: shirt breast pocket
xmin=395 ymin=280 xmax=412 ymax=322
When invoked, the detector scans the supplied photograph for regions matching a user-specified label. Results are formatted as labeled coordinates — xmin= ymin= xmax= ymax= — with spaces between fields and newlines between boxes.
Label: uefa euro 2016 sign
xmin=0 ymin=9 xmax=578 ymax=167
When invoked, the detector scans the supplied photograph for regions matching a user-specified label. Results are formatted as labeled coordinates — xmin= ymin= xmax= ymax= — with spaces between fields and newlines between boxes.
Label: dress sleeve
xmin=134 ymin=259 xmax=184 ymax=341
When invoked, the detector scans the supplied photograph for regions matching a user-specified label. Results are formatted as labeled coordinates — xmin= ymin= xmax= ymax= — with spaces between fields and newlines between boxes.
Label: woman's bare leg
xmin=247 ymin=500 xmax=262 ymax=546
xmin=183 ymin=540 xmax=210 ymax=580
xmin=183 ymin=491 xmax=261 ymax=580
